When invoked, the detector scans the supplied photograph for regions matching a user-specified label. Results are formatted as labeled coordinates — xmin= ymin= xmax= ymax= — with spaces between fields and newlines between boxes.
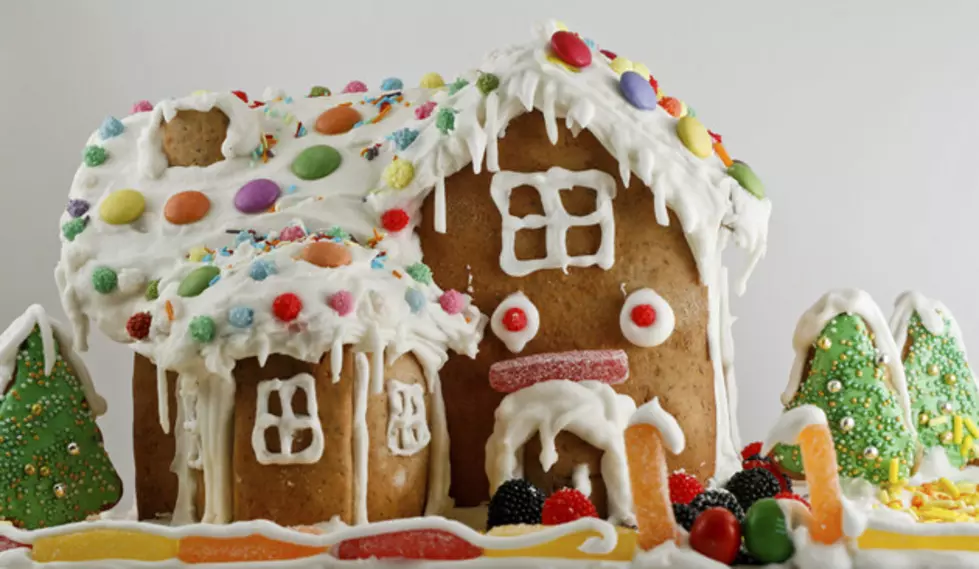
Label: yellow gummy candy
xmin=954 ymin=416 xmax=964 ymax=444
xmin=484 ymin=525 xmax=637 ymax=561
xmin=963 ymin=435 xmax=974 ymax=458
xmin=33 ymin=530 xmax=179 ymax=562
xmin=940 ymin=478 xmax=961 ymax=499
xmin=889 ymin=459 xmax=900 ymax=485
xmin=965 ymin=417 xmax=979 ymax=439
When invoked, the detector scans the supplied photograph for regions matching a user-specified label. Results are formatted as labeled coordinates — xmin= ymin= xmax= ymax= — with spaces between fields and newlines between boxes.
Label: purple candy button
xmin=620 ymin=71 xmax=658 ymax=110
xmin=234 ymin=179 xmax=280 ymax=214
xmin=66 ymin=198 xmax=90 ymax=218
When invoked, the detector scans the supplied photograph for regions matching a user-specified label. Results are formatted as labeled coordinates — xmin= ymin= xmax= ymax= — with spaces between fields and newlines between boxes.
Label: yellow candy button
xmin=33 ymin=530 xmax=179 ymax=562
xmin=99 ymin=189 xmax=146 ymax=225
xmin=419 ymin=72 xmax=445 ymax=89
xmin=676 ymin=116 xmax=713 ymax=158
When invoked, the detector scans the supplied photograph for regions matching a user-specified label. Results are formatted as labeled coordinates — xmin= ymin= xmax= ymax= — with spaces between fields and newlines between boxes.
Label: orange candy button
xmin=178 ymin=534 xmax=327 ymax=563
xmin=164 ymin=190 xmax=211 ymax=225
xmin=301 ymin=241 xmax=352 ymax=268
xmin=315 ymin=105 xmax=362 ymax=135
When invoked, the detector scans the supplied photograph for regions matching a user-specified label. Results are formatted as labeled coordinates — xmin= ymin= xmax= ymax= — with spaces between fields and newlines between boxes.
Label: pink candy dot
xmin=279 ymin=225 xmax=306 ymax=242
xmin=329 ymin=290 xmax=354 ymax=316
xmin=439 ymin=290 xmax=466 ymax=315
xmin=131 ymin=100 xmax=153 ymax=114
xmin=342 ymin=81 xmax=368 ymax=94
xmin=415 ymin=101 xmax=437 ymax=120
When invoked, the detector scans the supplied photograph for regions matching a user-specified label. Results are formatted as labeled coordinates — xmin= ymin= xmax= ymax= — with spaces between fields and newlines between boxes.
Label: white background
xmin=3 ymin=1 xmax=979 ymax=510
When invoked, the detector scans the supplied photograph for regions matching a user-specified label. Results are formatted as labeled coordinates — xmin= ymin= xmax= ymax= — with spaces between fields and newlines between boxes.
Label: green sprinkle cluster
xmin=308 ymin=85 xmax=330 ymax=97
xmin=436 ymin=108 xmax=457 ymax=135
xmin=476 ymin=73 xmax=500 ymax=95
xmin=61 ymin=218 xmax=87 ymax=242
xmin=82 ymin=145 xmax=107 ymax=167
xmin=91 ymin=267 xmax=118 ymax=294
xmin=406 ymin=262 xmax=433 ymax=285
xmin=447 ymin=78 xmax=469 ymax=96
xmin=189 ymin=316 xmax=216 ymax=343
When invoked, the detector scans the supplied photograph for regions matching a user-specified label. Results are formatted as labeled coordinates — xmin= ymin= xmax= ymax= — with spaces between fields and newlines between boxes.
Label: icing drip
xmin=486 ymin=380 xmax=636 ymax=524
xmin=198 ymin=375 xmax=235 ymax=524
xmin=170 ymin=374 xmax=198 ymax=525
xmin=489 ymin=168 xmax=617 ymax=277
xmin=628 ymin=397 xmax=686 ymax=454
xmin=352 ymin=353 xmax=370 ymax=525
xmin=573 ymin=463 xmax=592 ymax=498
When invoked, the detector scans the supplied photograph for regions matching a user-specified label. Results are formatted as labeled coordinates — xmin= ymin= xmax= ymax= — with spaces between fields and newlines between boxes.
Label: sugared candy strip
xmin=32 ymin=530 xmax=179 ymax=562
xmin=178 ymin=534 xmax=327 ymax=563
xmin=489 ymin=349 xmax=629 ymax=393
xmin=334 ymin=529 xmax=482 ymax=561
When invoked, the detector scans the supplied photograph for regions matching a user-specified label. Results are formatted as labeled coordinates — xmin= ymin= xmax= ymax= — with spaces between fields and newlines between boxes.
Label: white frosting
xmin=781 ymin=289 xmax=915 ymax=434
xmin=762 ymin=404 xmax=828 ymax=454
xmin=628 ymin=397 xmax=685 ymax=455
xmin=619 ymin=288 xmax=676 ymax=348
xmin=386 ymin=379 xmax=431 ymax=456
xmin=490 ymin=292 xmax=541 ymax=353
xmin=572 ymin=463 xmax=592 ymax=498
xmin=352 ymin=353 xmax=370 ymax=524
xmin=489 ymin=168 xmax=617 ymax=277
xmin=485 ymin=380 xmax=636 ymax=525
xmin=251 ymin=373 xmax=325 ymax=465
xmin=890 ymin=290 xmax=968 ymax=359
xmin=0 ymin=305 xmax=107 ymax=416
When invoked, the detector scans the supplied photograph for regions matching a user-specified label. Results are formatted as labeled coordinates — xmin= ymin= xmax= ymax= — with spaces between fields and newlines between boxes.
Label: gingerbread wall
xmin=418 ymin=112 xmax=716 ymax=507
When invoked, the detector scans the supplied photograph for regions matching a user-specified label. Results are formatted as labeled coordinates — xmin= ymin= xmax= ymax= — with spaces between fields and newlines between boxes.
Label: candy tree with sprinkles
xmin=892 ymin=293 xmax=979 ymax=468
xmin=773 ymin=312 xmax=917 ymax=485
xmin=0 ymin=307 xmax=121 ymax=528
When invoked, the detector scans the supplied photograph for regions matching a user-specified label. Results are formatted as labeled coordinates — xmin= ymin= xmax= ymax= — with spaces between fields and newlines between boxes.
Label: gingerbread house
xmin=56 ymin=20 xmax=769 ymax=526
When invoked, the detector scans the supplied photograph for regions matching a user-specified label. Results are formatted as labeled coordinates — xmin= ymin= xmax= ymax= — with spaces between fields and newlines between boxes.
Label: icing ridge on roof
xmin=890 ymin=291 xmax=967 ymax=359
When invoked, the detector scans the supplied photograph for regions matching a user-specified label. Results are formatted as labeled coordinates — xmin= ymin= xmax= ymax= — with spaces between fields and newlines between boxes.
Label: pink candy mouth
xmin=488 ymin=349 xmax=630 ymax=393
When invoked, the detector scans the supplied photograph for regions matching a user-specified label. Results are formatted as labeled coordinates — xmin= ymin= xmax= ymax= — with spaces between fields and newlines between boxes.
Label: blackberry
xmin=486 ymin=479 xmax=545 ymax=530
xmin=689 ymin=488 xmax=745 ymax=522
xmin=672 ymin=503 xmax=697 ymax=532
xmin=725 ymin=468 xmax=781 ymax=512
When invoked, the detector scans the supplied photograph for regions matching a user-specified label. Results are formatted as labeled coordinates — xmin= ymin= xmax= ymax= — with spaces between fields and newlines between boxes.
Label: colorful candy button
xmin=728 ymin=161 xmax=765 ymax=199
xmin=234 ymin=179 xmax=280 ymax=213
xmin=619 ymin=71 xmax=658 ymax=110
xmin=383 ymin=159 xmax=415 ymax=189
xmin=301 ymin=241 xmax=352 ymax=268
xmin=419 ymin=72 xmax=445 ymax=89
xmin=550 ymin=31 xmax=592 ymax=68
xmin=178 ymin=266 xmax=220 ymax=297
xmin=164 ymin=191 xmax=210 ymax=225
xmin=291 ymin=145 xmax=342 ymax=180
xmin=315 ymin=106 xmax=362 ymax=135
xmin=676 ymin=116 xmax=713 ymax=158
xmin=99 ymin=189 xmax=145 ymax=225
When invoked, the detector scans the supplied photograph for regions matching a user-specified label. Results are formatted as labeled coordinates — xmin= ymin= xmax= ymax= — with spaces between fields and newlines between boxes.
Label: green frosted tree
xmin=0 ymin=315 xmax=121 ymax=528
xmin=773 ymin=313 xmax=917 ymax=485
xmin=898 ymin=311 xmax=979 ymax=468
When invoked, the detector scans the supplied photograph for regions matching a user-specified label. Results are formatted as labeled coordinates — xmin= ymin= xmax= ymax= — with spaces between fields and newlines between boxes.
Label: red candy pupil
xmin=631 ymin=304 xmax=656 ymax=327
xmin=502 ymin=307 xmax=528 ymax=332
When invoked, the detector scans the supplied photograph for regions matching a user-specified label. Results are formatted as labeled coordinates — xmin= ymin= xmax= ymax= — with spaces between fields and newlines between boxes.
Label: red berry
xmin=126 ymin=312 xmax=152 ymax=340
xmin=668 ymin=471 xmax=704 ymax=505
xmin=232 ymin=90 xmax=249 ymax=103
xmin=741 ymin=441 xmax=763 ymax=461
xmin=775 ymin=491 xmax=810 ymax=509
xmin=272 ymin=293 xmax=303 ymax=322
xmin=648 ymin=74 xmax=659 ymax=95
xmin=336 ymin=529 xmax=482 ymax=560
xmin=630 ymin=304 xmax=657 ymax=327
xmin=542 ymin=488 xmax=598 ymax=525
xmin=381 ymin=208 xmax=410 ymax=232
xmin=502 ymin=307 xmax=527 ymax=332
xmin=743 ymin=460 xmax=791 ymax=493
xmin=689 ymin=507 xmax=741 ymax=565
xmin=709 ymin=130 xmax=723 ymax=144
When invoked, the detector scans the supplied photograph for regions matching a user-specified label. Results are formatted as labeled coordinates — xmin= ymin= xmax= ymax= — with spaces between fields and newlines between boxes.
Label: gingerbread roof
xmin=56 ymin=20 xmax=769 ymax=379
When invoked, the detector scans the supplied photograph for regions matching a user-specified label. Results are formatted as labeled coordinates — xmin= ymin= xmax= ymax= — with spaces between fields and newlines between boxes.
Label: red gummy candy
xmin=668 ymin=471 xmax=705 ymax=505
xmin=0 ymin=536 xmax=27 ymax=552
xmin=335 ymin=529 xmax=482 ymax=561
xmin=489 ymin=349 xmax=629 ymax=393
xmin=741 ymin=442 xmax=763 ymax=461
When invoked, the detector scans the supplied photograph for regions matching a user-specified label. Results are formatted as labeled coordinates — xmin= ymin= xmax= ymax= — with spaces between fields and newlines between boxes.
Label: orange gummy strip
xmin=799 ymin=424 xmax=844 ymax=545
xmin=714 ymin=142 xmax=733 ymax=167
xmin=178 ymin=534 xmax=327 ymax=563
xmin=625 ymin=424 xmax=677 ymax=550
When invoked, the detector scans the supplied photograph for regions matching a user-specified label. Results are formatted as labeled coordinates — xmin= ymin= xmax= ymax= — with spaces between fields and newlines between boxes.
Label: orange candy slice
xmin=178 ymin=534 xmax=327 ymax=563
xmin=799 ymin=423 xmax=845 ymax=544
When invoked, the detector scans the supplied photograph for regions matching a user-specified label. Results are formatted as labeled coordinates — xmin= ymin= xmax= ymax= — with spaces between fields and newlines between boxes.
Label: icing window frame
xmin=251 ymin=373 xmax=325 ymax=466
xmin=386 ymin=380 xmax=431 ymax=457
xmin=490 ymin=167 xmax=617 ymax=277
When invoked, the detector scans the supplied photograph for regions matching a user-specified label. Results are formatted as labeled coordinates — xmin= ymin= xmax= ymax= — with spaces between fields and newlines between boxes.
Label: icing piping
xmin=618 ymin=288 xmax=675 ymax=348
xmin=490 ymin=292 xmax=540 ymax=353
xmin=353 ymin=353 xmax=370 ymax=525
xmin=386 ymin=379 xmax=431 ymax=457
xmin=573 ymin=463 xmax=592 ymax=498
xmin=251 ymin=374 xmax=325 ymax=465
xmin=485 ymin=380 xmax=636 ymax=525
xmin=628 ymin=397 xmax=686 ymax=454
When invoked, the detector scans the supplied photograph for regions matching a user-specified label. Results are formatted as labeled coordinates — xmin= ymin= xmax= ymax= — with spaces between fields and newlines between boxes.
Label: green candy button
xmin=743 ymin=498 xmax=795 ymax=563
xmin=178 ymin=266 xmax=220 ymax=298
xmin=291 ymin=145 xmax=342 ymax=180
xmin=728 ymin=161 xmax=765 ymax=199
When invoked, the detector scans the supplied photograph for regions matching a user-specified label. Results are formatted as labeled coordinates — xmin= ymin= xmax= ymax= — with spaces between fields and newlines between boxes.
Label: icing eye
xmin=491 ymin=292 xmax=540 ymax=353
xmin=620 ymin=288 xmax=675 ymax=347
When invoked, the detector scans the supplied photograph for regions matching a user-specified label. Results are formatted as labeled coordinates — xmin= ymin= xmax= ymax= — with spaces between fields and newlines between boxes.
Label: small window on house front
xmin=490 ymin=167 xmax=617 ymax=277
xmin=387 ymin=380 xmax=431 ymax=456
xmin=252 ymin=373 xmax=325 ymax=465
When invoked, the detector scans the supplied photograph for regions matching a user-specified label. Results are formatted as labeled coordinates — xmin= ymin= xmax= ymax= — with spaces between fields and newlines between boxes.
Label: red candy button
xmin=502 ymin=307 xmax=528 ymax=332
xmin=550 ymin=31 xmax=592 ymax=68
xmin=631 ymin=304 xmax=657 ymax=327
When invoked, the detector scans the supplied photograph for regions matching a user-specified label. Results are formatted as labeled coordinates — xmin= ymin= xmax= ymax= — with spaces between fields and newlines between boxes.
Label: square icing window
xmin=387 ymin=380 xmax=431 ymax=456
xmin=490 ymin=167 xmax=617 ymax=277
xmin=252 ymin=373 xmax=325 ymax=465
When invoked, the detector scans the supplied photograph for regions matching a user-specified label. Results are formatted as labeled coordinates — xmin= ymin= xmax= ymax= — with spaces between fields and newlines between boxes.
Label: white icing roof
xmin=56 ymin=20 xmax=770 ymax=379
xmin=0 ymin=305 xmax=107 ymax=416
xmin=890 ymin=291 xmax=968 ymax=358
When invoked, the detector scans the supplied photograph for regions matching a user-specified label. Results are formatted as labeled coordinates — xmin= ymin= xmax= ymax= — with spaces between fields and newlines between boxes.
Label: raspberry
xmin=744 ymin=459 xmax=793 ymax=493
xmin=672 ymin=503 xmax=697 ymax=532
xmin=486 ymin=479 xmax=545 ymax=530
xmin=126 ymin=312 xmax=152 ymax=340
xmin=775 ymin=491 xmax=810 ymax=509
xmin=741 ymin=442 xmax=763 ymax=462
xmin=725 ymin=469 xmax=781 ymax=512
xmin=689 ymin=489 xmax=744 ymax=523
xmin=668 ymin=471 xmax=704 ymax=505
xmin=541 ymin=488 xmax=597 ymax=525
